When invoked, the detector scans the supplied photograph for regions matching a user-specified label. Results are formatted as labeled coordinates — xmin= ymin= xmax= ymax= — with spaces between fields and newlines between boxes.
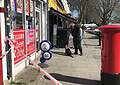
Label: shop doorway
xmin=35 ymin=6 xmax=42 ymax=52
xmin=4 ymin=0 xmax=12 ymax=79
xmin=5 ymin=22 xmax=12 ymax=80
xmin=5 ymin=40 xmax=12 ymax=80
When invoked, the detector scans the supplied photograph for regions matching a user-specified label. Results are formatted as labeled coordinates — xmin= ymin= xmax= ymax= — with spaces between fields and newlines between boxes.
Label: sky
xmin=71 ymin=9 xmax=79 ymax=18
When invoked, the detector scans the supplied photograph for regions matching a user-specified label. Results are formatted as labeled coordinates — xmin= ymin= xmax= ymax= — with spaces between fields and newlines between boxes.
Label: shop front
xmin=48 ymin=0 xmax=76 ymax=48
xmin=1 ymin=0 xmax=48 ymax=81
xmin=0 ymin=0 xmax=8 ymax=84
xmin=7 ymin=0 xmax=36 ymax=78
xmin=49 ymin=8 xmax=76 ymax=48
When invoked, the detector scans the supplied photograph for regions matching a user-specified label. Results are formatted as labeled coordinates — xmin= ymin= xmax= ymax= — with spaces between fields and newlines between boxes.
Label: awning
xmin=49 ymin=8 xmax=77 ymax=23
xmin=55 ymin=0 xmax=64 ymax=9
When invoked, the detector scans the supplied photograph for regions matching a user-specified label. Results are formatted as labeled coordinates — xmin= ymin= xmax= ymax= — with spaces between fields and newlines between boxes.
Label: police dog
xmin=65 ymin=45 xmax=73 ymax=58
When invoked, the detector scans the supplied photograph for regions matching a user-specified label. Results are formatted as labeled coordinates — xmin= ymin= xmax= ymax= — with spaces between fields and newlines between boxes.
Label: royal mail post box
xmin=0 ymin=23 xmax=3 ymax=85
xmin=98 ymin=25 xmax=120 ymax=85
xmin=0 ymin=59 xmax=3 ymax=85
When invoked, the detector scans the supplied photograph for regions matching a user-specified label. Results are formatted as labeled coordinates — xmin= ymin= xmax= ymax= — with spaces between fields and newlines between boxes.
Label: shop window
xmin=16 ymin=13 xmax=23 ymax=29
xmin=15 ymin=14 xmax=34 ymax=29
xmin=26 ymin=16 xmax=34 ymax=29
xmin=36 ymin=1 xmax=41 ymax=9
xmin=58 ymin=18 xmax=62 ymax=27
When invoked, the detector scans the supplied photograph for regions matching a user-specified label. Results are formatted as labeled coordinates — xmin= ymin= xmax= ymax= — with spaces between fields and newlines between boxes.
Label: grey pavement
xmin=13 ymin=33 xmax=101 ymax=85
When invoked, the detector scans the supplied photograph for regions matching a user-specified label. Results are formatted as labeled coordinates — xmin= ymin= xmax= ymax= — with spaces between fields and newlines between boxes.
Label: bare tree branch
xmin=95 ymin=0 xmax=120 ymax=25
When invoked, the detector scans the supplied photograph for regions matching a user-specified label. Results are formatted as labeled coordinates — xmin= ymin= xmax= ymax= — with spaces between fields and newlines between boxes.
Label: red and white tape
xmin=3 ymin=37 xmax=63 ymax=85
xmin=0 ymin=7 xmax=6 ymax=13
xmin=28 ymin=58 xmax=62 ymax=85
xmin=0 ymin=48 xmax=11 ymax=59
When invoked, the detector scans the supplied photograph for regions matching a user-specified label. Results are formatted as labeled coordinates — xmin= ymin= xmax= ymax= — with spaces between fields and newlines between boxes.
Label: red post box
xmin=0 ymin=59 xmax=3 ymax=85
xmin=0 ymin=30 xmax=3 ymax=85
xmin=0 ymin=25 xmax=3 ymax=85
xmin=98 ymin=25 xmax=120 ymax=85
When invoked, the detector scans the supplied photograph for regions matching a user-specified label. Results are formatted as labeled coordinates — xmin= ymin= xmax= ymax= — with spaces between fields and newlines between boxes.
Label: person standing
xmin=64 ymin=27 xmax=73 ymax=57
xmin=81 ymin=25 xmax=86 ymax=40
xmin=71 ymin=23 xmax=83 ymax=56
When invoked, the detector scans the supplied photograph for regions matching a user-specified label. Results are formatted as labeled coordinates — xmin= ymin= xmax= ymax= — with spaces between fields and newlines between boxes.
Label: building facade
xmin=48 ymin=0 xmax=76 ymax=48
xmin=0 ymin=0 xmax=47 ymax=84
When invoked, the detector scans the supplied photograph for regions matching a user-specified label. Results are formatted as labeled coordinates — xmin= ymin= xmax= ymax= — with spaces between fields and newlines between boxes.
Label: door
xmin=4 ymin=0 xmax=12 ymax=79
xmin=35 ymin=6 xmax=42 ymax=52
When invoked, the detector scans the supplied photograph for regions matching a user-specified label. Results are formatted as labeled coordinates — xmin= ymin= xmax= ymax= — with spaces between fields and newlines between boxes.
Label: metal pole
xmin=22 ymin=0 xmax=28 ymax=67
xmin=47 ymin=0 xmax=49 ymax=40
xmin=33 ymin=0 xmax=37 ymax=59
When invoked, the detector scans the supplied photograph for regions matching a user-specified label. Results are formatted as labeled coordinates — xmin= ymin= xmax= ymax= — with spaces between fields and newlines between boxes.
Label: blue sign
xmin=42 ymin=51 xmax=52 ymax=60
xmin=40 ymin=40 xmax=53 ymax=63
xmin=40 ymin=40 xmax=52 ymax=52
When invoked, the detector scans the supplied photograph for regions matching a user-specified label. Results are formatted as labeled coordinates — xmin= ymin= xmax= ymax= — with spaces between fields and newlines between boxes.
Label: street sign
xmin=40 ymin=40 xmax=52 ymax=63
xmin=40 ymin=40 xmax=52 ymax=52
xmin=42 ymin=51 xmax=52 ymax=60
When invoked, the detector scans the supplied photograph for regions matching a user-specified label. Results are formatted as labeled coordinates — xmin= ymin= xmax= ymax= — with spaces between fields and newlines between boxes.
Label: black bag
xmin=65 ymin=48 xmax=72 ymax=56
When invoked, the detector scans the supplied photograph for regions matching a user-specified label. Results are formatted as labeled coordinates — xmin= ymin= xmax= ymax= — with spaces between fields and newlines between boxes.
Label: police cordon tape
xmin=28 ymin=58 xmax=62 ymax=85
xmin=0 ymin=48 xmax=11 ymax=59
xmin=2 ymin=37 xmax=63 ymax=85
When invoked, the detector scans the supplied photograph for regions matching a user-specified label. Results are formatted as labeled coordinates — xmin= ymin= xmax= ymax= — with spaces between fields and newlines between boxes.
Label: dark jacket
xmin=64 ymin=28 xmax=70 ymax=46
xmin=71 ymin=24 xmax=81 ymax=48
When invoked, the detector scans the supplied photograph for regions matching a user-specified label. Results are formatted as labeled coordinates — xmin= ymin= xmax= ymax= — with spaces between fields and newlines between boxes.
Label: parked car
xmin=82 ymin=24 xmax=98 ymax=30
xmin=85 ymin=24 xmax=100 ymax=36
xmin=86 ymin=29 xmax=100 ymax=36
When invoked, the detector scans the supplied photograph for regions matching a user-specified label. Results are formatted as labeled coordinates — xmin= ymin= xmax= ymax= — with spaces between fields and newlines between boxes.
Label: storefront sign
xmin=13 ymin=29 xmax=25 ymax=64
xmin=16 ymin=0 xmax=30 ymax=15
xmin=26 ymin=0 xmax=30 ymax=16
xmin=16 ymin=0 xmax=23 ymax=13
xmin=30 ymin=0 xmax=33 ymax=16
xmin=13 ymin=28 xmax=35 ymax=64
xmin=27 ymin=29 xmax=35 ymax=56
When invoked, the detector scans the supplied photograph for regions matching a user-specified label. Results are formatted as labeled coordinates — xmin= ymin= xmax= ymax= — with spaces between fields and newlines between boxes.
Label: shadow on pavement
xmin=51 ymin=51 xmax=65 ymax=56
xmin=94 ymin=46 xmax=101 ymax=49
xmin=84 ymin=35 xmax=99 ymax=39
xmin=44 ymin=73 xmax=100 ymax=85
xmin=10 ymin=81 xmax=26 ymax=85
xmin=52 ymin=51 xmax=74 ymax=58
xmin=38 ymin=63 xmax=49 ymax=68
xmin=83 ymin=44 xmax=99 ymax=47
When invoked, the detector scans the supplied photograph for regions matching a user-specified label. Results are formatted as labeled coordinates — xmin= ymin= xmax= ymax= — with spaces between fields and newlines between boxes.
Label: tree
xmin=68 ymin=0 xmax=120 ymax=25
xmin=95 ymin=0 xmax=120 ymax=25
xmin=68 ymin=0 xmax=89 ymax=24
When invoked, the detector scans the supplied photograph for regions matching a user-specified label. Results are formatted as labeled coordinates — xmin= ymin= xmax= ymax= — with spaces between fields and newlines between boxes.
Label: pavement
xmin=13 ymin=33 xmax=101 ymax=85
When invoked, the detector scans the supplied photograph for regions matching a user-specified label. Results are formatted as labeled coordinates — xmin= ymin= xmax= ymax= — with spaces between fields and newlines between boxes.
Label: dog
xmin=65 ymin=48 xmax=73 ymax=58
xmin=65 ymin=48 xmax=71 ymax=56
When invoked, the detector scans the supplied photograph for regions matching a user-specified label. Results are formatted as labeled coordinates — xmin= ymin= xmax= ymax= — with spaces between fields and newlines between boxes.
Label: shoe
xmin=74 ymin=52 xmax=78 ymax=54
xmin=70 ymin=55 xmax=74 ymax=58
xmin=79 ymin=54 xmax=83 ymax=56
